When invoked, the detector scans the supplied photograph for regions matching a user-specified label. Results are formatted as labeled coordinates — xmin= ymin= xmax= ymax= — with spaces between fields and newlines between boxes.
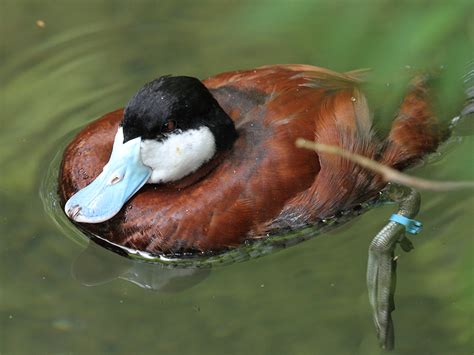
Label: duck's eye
xmin=162 ymin=119 xmax=177 ymax=133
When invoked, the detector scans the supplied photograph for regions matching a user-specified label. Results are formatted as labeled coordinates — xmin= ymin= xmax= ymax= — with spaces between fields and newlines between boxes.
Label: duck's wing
xmin=202 ymin=65 xmax=377 ymax=238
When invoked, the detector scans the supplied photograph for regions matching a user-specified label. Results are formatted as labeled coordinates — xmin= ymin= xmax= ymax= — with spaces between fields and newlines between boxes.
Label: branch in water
xmin=295 ymin=138 xmax=474 ymax=192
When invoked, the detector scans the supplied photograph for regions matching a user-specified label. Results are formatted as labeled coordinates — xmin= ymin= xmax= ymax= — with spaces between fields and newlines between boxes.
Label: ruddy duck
xmin=60 ymin=64 xmax=444 ymax=253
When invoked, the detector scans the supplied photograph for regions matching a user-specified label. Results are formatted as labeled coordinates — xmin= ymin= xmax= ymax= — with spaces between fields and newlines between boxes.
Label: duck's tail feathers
xmin=382 ymin=73 xmax=449 ymax=169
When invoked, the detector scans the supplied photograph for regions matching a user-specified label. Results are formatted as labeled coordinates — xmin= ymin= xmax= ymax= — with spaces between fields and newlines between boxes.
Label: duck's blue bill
xmin=65 ymin=128 xmax=152 ymax=223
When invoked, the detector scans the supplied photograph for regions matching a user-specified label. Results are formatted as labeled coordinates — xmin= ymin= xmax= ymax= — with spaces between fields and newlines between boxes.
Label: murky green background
xmin=1 ymin=1 xmax=473 ymax=354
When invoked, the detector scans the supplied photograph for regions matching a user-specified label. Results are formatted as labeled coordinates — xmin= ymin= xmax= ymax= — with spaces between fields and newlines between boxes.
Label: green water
xmin=1 ymin=1 xmax=473 ymax=354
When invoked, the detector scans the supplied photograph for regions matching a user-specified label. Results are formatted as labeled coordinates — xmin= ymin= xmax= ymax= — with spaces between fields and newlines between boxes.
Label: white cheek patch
xmin=140 ymin=126 xmax=216 ymax=183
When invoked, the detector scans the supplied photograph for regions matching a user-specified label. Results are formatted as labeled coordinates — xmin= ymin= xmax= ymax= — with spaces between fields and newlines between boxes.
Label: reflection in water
xmin=72 ymin=242 xmax=209 ymax=291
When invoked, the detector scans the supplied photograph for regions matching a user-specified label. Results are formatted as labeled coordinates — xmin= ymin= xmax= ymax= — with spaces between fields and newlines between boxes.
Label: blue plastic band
xmin=389 ymin=214 xmax=423 ymax=234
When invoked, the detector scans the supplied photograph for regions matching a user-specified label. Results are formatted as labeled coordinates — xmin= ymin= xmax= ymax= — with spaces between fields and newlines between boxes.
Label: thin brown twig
xmin=295 ymin=138 xmax=474 ymax=192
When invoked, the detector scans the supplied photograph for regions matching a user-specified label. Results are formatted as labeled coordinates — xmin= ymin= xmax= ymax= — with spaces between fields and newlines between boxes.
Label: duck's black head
xmin=65 ymin=75 xmax=238 ymax=224
xmin=122 ymin=75 xmax=237 ymax=150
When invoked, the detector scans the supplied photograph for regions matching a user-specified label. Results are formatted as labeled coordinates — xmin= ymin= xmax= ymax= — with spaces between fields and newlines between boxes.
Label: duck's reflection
xmin=72 ymin=241 xmax=209 ymax=291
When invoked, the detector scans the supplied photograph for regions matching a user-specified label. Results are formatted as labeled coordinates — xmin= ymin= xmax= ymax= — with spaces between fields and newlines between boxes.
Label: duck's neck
xmin=204 ymin=105 xmax=238 ymax=151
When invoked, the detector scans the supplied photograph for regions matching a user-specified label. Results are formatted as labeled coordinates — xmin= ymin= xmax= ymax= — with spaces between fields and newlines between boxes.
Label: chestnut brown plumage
xmin=59 ymin=64 xmax=445 ymax=254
